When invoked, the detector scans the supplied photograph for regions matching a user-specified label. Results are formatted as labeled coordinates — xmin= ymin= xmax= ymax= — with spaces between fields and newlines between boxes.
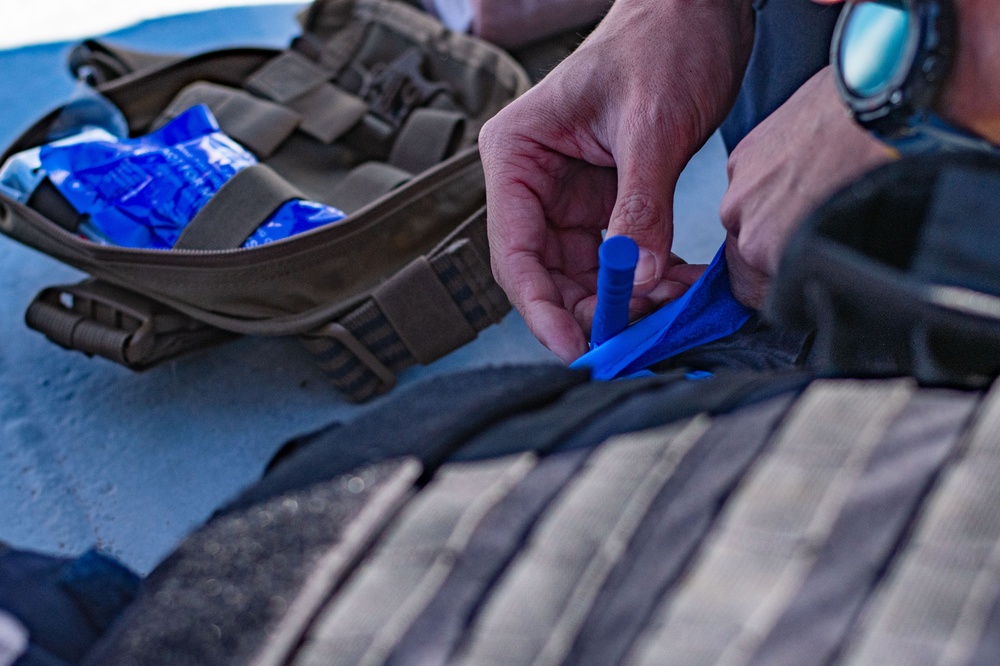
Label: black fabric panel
xmin=720 ymin=0 xmax=841 ymax=152
xmin=450 ymin=371 xmax=687 ymax=462
xmin=912 ymin=166 xmax=1000 ymax=297
xmin=384 ymin=449 xmax=592 ymax=666
xmin=555 ymin=370 xmax=812 ymax=456
xmin=225 ymin=364 xmax=587 ymax=512
xmin=654 ymin=314 xmax=813 ymax=375
xmin=566 ymin=394 xmax=797 ymax=666
xmin=15 ymin=646 xmax=71 ymax=666
xmin=748 ymin=389 xmax=979 ymax=666
xmin=0 ymin=551 xmax=102 ymax=664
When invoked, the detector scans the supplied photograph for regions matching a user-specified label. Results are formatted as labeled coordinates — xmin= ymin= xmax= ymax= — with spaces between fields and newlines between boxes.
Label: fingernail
xmin=633 ymin=248 xmax=658 ymax=286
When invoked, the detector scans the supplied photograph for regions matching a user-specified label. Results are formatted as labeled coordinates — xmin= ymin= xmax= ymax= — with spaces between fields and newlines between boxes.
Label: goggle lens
xmin=839 ymin=1 xmax=911 ymax=97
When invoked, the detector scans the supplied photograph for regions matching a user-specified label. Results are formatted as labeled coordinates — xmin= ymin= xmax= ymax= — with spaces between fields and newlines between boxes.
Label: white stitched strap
xmin=843 ymin=380 xmax=1000 ymax=666
xmin=627 ymin=379 xmax=915 ymax=666
xmin=293 ymin=454 xmax=537 ymax=666
xmin=455 ymin=416 xmax=711 ymax=666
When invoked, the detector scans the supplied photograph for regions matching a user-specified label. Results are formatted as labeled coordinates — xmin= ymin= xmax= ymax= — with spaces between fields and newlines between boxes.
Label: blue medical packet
xmin=39 ymin=105 xmax=346 ymax=249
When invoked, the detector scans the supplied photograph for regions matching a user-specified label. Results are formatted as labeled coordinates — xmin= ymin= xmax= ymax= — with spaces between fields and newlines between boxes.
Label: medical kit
xmin=0 ymin=0 xmax=531 ymax=401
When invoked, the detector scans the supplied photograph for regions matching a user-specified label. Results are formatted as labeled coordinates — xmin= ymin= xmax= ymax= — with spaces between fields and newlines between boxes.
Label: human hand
xmin=481 ymin=0 xmax=753 ymax=362
xmin=720 ymin=66 xmax=894 ymax=308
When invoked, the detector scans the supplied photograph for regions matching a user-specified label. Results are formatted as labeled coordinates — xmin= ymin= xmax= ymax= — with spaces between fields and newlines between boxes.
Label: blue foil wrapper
xmin=40 ymin=105 xmax=346 ymax=249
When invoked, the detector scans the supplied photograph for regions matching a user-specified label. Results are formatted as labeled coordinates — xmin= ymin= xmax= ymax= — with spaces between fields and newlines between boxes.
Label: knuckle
xmin=719 ymin=191 xmax=739 ymax=233
xmin=736 ymin=231 xmax=769 ymax=275
xmin=613 ymin=191 xmax=663 ymax=230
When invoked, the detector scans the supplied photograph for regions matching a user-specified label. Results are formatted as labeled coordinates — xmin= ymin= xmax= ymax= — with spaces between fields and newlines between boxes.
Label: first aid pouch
xmin=0 ymin=0 xmax=532 ymax=401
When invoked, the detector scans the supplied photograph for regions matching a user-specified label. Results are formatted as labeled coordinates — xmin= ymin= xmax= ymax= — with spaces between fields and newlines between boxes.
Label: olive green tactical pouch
xmin=0 ymin=0 xmax=531 ymax=401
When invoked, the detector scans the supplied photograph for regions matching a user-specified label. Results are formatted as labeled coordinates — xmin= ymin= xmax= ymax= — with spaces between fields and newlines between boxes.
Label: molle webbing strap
xmin=454 ymin=417 xmax=712 ymax=666
xmin=842 ymin=380 xmax=1000 ymax=666
xmin=26 ymin=178 xmax=82 ymax=232
xmin=173 ymin=165 xmax=304 ymax=251
xmin=384 ymin=449 xmax=595 ymax=665
xmin=388 ymin=109 xmax=466 ymax=175
xmin=373 ymin=256 xmax=476 ymax=364
xmin=747 ymin=389 xmax=978 ymax=666
xmin=330 ymin=162 xmax=413 ymax=214
xmin=568 ymin=394 xmax=801 ymax=666
xmin=291 ymin=454 xmax=538 ymax=666
xmin=244 ymin=50 xmax=331 ymax=104
xmin=291 ymin=83 xmax=368 ymax=144
xmin=155 ymin=82 xmax=302 ymax=159
xmin=301 ymin=207 xmax=510 ymax=402
xmin=244 ymin=50 xmax=368 ymax=145
xmin=627 ymin=379 xmax=915 ymax=666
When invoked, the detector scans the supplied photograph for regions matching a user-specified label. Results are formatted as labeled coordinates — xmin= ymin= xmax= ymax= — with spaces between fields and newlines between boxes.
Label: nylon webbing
xmin=389 ymin=109 xmax=466 ymax=175
xmin=627 ymin=379 xmax=915 ymax=666
xmin=155 ymin=82 xmax=302 ymax=158
xmin=301 ymin=215 xmax=509 ymax=402
xmin=173 ymin=164 xmax=304 ymax=250
xmin=250 ymin=459 xmax=423 ymax=666
xmin=244 ymin=49 xmax=368 ymax=145
xmin=568 ymin=394 xmax=800 ymax=666
xmin=330 ymin=162 xmax=412 ymax=214
xmin=292 ymin=455 xmax=537 ymax=666
xmin=455 ymin=417 xmax=711 ymax=666
xmin=384 ymin=449 xmax=594 ymax=666
xmin=842 ymin=380 xmax=1000 ymax=666
xmin=747 ymin=389 xmax=978 ymax=666
xmin=288 ymin=82 xmax=367 ymax=144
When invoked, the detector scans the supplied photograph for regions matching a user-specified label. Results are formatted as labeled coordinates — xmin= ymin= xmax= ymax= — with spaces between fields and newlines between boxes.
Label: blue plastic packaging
xmin=572 ymin=244 xmax=753 ymax=380
xmin=39 ymin=104 xmax=346 ymax=249
xmin=591 ymin=235 xmax=639 ymax=348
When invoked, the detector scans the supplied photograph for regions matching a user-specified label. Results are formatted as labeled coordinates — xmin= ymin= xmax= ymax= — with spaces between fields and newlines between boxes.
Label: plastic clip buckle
xmin=355 ymin=47 xmax=451 ymax=129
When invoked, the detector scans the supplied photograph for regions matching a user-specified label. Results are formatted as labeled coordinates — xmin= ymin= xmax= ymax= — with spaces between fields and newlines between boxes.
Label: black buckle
xmin=352 ymin=48 xmax=452 ymax=130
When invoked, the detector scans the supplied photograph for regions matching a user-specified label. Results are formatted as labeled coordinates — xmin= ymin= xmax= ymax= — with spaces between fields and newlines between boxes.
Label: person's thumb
xmin=606 ymin=160 xmax=676 ymax=294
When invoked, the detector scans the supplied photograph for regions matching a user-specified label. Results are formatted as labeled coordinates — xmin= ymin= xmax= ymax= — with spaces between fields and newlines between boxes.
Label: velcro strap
xmin=330 ymin=162 xmax=412 ymax=214
xmin=156 ymin=82 xmax=301 ymax=158
xmin=373 ymin=256 xmax=478 ymax=364
xmin=245 ymin=50 xmax=368 ymax=145
xmin=300 ymin=208 xmax=511 ymax=402
xmin=287 ymin=82 xmax=368 ymax=144
xmin=389 ymin=109 xmax=467 ymax=174
xmin=245 ymin=50 xmax=330 ymax=103
xmin=26 ymin=178 xmax=82 ymax=232
xmin=174 ymin=165 xmax=304 ymax=250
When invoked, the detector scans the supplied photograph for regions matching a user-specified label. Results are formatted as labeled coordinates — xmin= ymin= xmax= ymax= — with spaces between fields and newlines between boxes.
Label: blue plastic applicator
xmin=590 ymin=235 xmax=640 ymax=348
